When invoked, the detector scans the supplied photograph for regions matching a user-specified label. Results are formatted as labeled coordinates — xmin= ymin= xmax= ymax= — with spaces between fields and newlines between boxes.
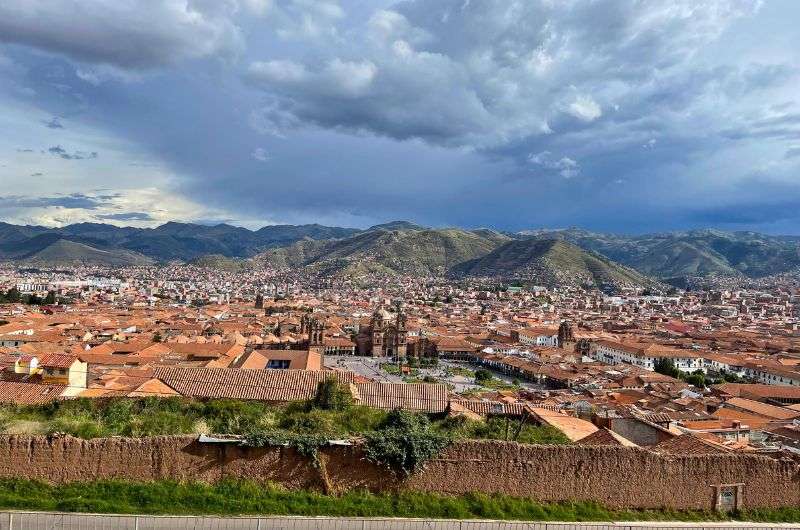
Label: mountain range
xmin=1 ymin=220 xmax=799 ymax=284
xmin=450 ymin=239 xmax=658 ymax=289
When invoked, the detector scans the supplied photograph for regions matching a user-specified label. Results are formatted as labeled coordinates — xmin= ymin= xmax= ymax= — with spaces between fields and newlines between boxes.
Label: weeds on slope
xmin=0 ymin=478 xmax=794 ymax=522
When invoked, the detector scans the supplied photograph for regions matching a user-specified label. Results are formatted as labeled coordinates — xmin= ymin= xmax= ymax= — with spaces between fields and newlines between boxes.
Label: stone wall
xmin=0 ymin=436 xmax=797 ymax=510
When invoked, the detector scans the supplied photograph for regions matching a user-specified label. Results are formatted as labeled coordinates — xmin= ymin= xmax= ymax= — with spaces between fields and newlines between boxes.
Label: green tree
xmin=312 ymin=377 xmax=353 ymax=411
xmin=6 ymin=287 xmax=20 ymax=303
xmin=27 ymin=294 xmax=43 ymax=306
xmin=44 ymin=291 xmax=56 ymax=305
xmin=474 ymin=369 xmax=493 ymax=385
xmin=682 ymin=370 xmax=706 ymax=388
xmin=653 ymin=358 xmax=680 ymax=379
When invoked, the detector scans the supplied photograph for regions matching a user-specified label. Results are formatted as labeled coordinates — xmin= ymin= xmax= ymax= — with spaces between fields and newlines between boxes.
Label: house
xmin=13 ymin=354 xmax=39 ymax=375
xmin=0 ymin=381 xmax=66 ymax=405
xmin=37 ymin=354 xmax=88 ymax=394
xmin=742 ymin=363 xmax=800 ymax=387
xmin=233 ymin=349 xmax=323 ymax=370
xmin=515 ymin=327 xmax=559 ymax=348
xmin=703 ymin=353 xmax=748 ymax=378
xmin=590 ymin=340 xmax=704 ymax=372
xmin=321 ymin=337 xmax=356 ymax=356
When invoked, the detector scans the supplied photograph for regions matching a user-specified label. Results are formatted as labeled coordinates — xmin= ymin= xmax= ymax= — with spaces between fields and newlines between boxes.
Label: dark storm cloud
xmin=0 ymin=193 xmax=106 ymax=210
xmin=96 ymin=212 xmax=154 ymax=221
xmin=47 ymin=145 xmax=98 ymax=160
xmin=244 ymin=0 xmax=762 ymax=148
xmin=689 ymin=202 xmax=800 ymax=226
xmin=2 ymin=0 xmax=799 ymax=233
xmin=42 ymin=116 xmax=63 ymax=129
xmin=0 ymin=0 xmax=244 ymax=69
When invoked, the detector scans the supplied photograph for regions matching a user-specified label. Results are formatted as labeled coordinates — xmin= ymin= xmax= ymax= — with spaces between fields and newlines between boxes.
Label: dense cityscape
xmin=3 ymin=260 xmax=800 ymax=457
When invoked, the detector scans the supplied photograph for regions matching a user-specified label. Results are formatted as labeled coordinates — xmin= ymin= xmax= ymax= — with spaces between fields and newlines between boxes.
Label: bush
xmin=474 ymin=369 xmax=493 ymax=385
xmin=312 ymin=378 xmax=353 ymax=411
xmin=363 ymin=410 xmax=452 ymax=476
xmin=653 ymin=358 xmax=680 ymax=379
xmin=682 ymin=371 xmax=706 ymax=389
xmin=199 ymin=399 xmax=272 ymax=434
xmin=436 ymin=416 xmax=570 ymax=445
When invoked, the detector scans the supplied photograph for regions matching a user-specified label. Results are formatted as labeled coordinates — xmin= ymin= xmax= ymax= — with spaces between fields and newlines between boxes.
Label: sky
xmin=0 ymin=0 xmax=799 ymax=234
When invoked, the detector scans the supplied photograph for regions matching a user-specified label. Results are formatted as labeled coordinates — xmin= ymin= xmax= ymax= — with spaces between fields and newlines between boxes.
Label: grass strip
xmin=0 ymin=479 xmax=796 ymax=522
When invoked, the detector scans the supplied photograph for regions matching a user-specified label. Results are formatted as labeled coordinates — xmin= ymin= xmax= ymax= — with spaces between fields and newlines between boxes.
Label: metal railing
xmin=0 ymin=512 xmax=796 ymax=530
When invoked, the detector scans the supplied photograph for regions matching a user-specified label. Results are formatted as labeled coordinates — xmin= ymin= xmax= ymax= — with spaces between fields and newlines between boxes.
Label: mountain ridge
xmin=451 ymin=239 xmax=659 ymax=289
xmin=0 ymin=220 xmax=798 ymax=280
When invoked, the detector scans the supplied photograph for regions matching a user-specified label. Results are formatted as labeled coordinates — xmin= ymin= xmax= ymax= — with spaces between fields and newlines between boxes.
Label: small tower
xmin=557 ymin=320 xmax=575 ymax=348
xmin=309 ymin=318 xmax=324 ymax=347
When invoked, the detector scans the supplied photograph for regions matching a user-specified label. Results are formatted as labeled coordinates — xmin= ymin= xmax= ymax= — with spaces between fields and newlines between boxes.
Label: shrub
xmin=653 ymin=358 xmax=680 ymax=378
xmin=312 ymin=377 xmax=353 ymax=411
xmin=363 ymin=410 xmax=452 ymax=476
xmin=474 ymin=369 xmax=493 ymax=385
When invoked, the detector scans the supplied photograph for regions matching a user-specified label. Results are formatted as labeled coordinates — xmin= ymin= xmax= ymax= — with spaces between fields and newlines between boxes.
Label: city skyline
xmin=1 ymin=1 xmax=799 ymax=233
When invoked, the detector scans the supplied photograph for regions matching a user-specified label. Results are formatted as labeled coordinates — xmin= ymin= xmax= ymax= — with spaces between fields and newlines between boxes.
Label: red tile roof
xmin=151 ymin=366 xmax=354 ymax=402
xmin=0 ymin=381 xmax=66 ymax=405
xmin=352 ymin=382 xmax=448 ymax=413
xmin=38 ymin=353 xmax=78 ymax=369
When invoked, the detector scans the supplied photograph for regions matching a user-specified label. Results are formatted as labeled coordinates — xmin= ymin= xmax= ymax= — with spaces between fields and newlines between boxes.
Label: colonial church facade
xmin=356 ymin=305 xmax=407 ymax=357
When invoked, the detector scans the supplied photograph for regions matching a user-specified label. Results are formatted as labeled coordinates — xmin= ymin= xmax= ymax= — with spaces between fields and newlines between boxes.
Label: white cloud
xmin=248 ymin=58 xmax=377 ymax=98
xmin=0 ymin=188 xmax=244 ymax=228
xmin=567 ymin=95 xmax=602 ymax=122
xmin=251 ymin=147 xmax=270 ymax=161
xmin=248 ymin=60 xmax=309 ymax=84
xmin=529 ymin=151 xmax=580 ymax=179
xmin=273 ymin=0 xmax=345 ymax=41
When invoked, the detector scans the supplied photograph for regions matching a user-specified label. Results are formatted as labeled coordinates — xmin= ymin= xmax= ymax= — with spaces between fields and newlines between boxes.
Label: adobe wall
xmin=0 ymin=435 xmax=797 ymax=510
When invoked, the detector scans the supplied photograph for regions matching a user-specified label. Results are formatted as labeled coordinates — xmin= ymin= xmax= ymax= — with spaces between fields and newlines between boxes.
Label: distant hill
xmin=0 ymin=221 xmax=361 ymax=263
xmin=451 ymin=239 xmax=658 ymax=289
xmin=188 ymin=254 xmax=248 ymax=272
xmin=254 ymin=228 xmax=511 ymax=277
xmin=522 ymin=228 xmax=800 ymax=278
xmin=0 ymin=219 xmax=797 ymax=279
xmin=22 ymin=239 xmax=153 ymax=266
xmin=366 ymin=220 xmax=427 ymax=232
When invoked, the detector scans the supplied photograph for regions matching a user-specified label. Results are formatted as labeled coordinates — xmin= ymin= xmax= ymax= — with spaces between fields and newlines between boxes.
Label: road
xmin=0 ymin=512 xmax=795 ymax=530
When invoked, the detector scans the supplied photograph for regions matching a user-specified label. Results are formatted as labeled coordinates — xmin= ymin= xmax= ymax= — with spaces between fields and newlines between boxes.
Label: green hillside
xmin=24 ymin=239 xmax=154 ymax=266
xmin=452 ymin=239 xmax=657 ymax=289
xmin=254 ymin=228 xmax=511 ymax=277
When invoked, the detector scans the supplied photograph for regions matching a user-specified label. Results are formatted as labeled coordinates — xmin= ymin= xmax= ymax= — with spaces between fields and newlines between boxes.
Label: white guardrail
xmin=0 ymin=513 xmax=798 ymax=530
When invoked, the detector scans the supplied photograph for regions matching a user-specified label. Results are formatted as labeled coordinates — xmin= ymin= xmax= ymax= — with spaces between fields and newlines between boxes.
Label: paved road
xmin=0 ymin=512 xmax=796 ymax=530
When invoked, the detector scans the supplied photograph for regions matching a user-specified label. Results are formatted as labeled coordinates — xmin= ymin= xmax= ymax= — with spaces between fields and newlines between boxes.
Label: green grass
xmin=380 ymin=363 xmax=402 ymax=375
xmin=445 ymin=366 xmax=475 ymax=378
xmin=0 ymin=397 xmax=388 ymax=439
xmin=437 ymin=416 xmax=570 ymax=445
xmin=0 ymin=397 xmax=568 ymax=448
xmin=0 ymin=478 xmax=795 ymax=522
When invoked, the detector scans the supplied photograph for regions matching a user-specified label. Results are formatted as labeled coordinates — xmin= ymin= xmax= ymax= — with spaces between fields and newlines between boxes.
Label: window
xmin=267 ymin=359 xmax=291 ymax=369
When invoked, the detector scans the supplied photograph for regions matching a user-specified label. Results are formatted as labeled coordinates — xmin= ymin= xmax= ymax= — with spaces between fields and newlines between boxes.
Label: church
xmin=356 ymin=305 xmax=408 ymax=357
